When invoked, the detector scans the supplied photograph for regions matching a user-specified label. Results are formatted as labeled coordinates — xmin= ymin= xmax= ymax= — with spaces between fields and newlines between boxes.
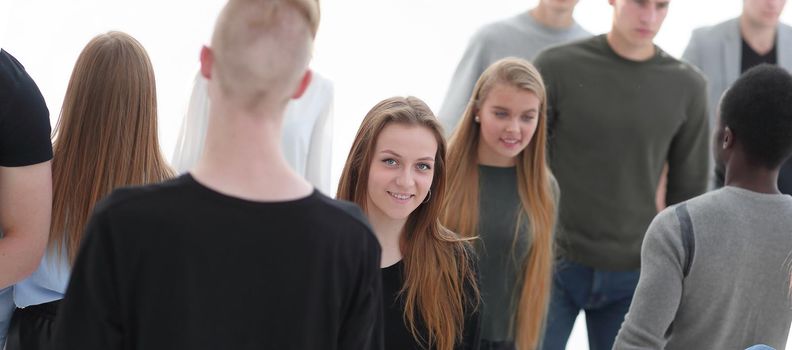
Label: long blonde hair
xmin=442 ymin=58 xmax=556 ymax=350
xmin=338 ymin=97 xmax=479 ymax=350
xmin=50 ymin=31 xmax=174 ymax=264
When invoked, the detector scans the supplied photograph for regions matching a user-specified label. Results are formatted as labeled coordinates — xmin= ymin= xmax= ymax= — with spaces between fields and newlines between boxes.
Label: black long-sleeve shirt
xmin=382 ymin=259 xmax=480 ymax=350
xmin=52 ymin=175 xmax=384 ymax=350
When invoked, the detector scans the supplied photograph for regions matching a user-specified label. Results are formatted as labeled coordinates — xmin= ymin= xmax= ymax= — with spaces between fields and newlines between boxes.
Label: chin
xmin=383 ymin=207 xmax=417 ymax=221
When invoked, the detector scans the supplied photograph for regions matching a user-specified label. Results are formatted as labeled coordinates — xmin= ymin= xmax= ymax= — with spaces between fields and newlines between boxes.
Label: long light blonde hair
xmin=338 ymin=97 xmax=479 ymax=350
xmin=50 ymin=31 xmax=174 ymax=264
xmin=442 ymin=58 xmax=556 ymax=350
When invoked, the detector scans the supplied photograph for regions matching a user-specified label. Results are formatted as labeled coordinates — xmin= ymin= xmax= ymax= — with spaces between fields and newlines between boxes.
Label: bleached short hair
xmin=210 ymin=0 xmax=320 ymax=111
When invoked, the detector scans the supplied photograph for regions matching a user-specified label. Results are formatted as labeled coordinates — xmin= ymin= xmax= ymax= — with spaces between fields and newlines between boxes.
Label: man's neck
xmin=740 ymin=15 xmax=777 ymax=55
xmin=606 ymin=31 xmax=656 ymax=61
xmin=192 ymin=103 xmax=313 ymax=202
xmin=529 ymin=4 xmax=575 ymax=29
xmin=724 ymin=151 xmax=780 ymax=194
xmin=367 ymin=210 xmax=405 ymax=268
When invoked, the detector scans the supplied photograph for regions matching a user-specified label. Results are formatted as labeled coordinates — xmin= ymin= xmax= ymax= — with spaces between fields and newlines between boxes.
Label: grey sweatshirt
xmin=438 ymin=12 xmax=590 ymax=135
xmin=614 ymin=187 xmax=792 ymax=350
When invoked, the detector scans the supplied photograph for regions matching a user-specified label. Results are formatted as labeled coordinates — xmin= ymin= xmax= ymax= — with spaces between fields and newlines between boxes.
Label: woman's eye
xmin=417 ymin=163 xmax=431 ymax=171
xmin=521 ymin=114 xmax=536 ymax=122
xmin=383 ymin=158 xmax=398 ymax=166
xmin=494 ymin=111 xmax=508 ymax=118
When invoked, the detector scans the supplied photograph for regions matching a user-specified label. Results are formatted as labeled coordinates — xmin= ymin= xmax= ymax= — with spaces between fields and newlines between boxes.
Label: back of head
xmin=209 ymin=0 xmax=319 ymax=112
xmin=52 ymin=31 xmax=173 ymax=263
xmin=720 ymin=64 xmax=792 ymax=169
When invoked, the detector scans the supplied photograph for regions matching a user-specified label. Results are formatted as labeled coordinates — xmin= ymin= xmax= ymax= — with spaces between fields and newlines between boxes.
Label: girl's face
xmin=366 ymin=123 xmax=437 ymax=223
xmin=476 ymin=83 xmax=541 ymax=167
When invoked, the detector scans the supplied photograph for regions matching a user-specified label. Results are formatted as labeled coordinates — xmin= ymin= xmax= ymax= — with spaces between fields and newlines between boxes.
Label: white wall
xmin=2 ymin=1 xmax=790 ymax=348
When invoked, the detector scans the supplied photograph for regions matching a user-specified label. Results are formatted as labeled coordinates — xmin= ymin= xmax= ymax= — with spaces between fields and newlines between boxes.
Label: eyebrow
xmin=491 ymin=105 xmax=538 ymax=113
xmin=380 ymin=149 xmax=435 ymax=162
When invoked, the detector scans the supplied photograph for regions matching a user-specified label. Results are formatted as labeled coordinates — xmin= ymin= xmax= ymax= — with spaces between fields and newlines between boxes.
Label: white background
xmin=2 ymin=1 xmax=790 ymax=348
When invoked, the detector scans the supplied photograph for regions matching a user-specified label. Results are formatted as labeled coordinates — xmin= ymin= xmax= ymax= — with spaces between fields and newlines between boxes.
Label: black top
xmin=382 ymin=260 xmax=481 ymax=350
xmin=741 ymin=36 xmax=777 ymax=73
xmin=52 ymin=174 xmax=384 ymax=350
xmin=0 ymin=49 xmax=52 ymax=167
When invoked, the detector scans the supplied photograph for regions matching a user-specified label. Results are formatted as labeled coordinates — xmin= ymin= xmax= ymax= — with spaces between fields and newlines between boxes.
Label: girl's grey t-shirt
xmin=477 ymin=165 xmax=531 ymax=341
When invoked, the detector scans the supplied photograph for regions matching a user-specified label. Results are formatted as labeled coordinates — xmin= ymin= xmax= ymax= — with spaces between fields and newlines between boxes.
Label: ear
xmin=722 ymin=126 xmax=734 ymax=150
xmin=200 ymin=46 xmax=213 ymax=80
xmin=291 ymin=69 xmax=313 ymax=99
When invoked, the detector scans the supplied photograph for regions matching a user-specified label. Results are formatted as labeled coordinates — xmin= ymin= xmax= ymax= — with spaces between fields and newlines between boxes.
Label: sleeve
xmin=170 ymin=72 xmax=210 ymax=174
xmin=337 ymin=233 xmax=384 ymax=350
xmin=304 ymin=77 xmax=334 ymax=195
xmin=532 ymin=53 xmax=559 ymax=148
xmin=612 ymin=209 xmax=686 ymax=350
xmin=437 ymin=32 xmax=490 ymax=136
xmin=51 ymin=209 xmax=125 ymax=350
xmin=664 ymin=77 xmax=709 ymax=206
xmin=0 ymin=286 xmax=14 ymax=347
xmin=0 ymin=65 xmax=52 ymax=167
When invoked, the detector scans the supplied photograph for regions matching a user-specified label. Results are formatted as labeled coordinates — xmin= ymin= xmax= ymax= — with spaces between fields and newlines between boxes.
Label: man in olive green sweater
xmin=533 ymin=0 xmax=709 ymax=349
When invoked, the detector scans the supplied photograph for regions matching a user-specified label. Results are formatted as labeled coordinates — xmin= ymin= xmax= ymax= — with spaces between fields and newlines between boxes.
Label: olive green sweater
xmin=533 ymin=35 xmax=709 ymax=270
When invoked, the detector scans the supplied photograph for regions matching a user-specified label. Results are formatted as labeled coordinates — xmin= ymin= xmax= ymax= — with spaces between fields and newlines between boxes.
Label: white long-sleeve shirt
xmin=171 ymin=71 xmax=334 ymax=194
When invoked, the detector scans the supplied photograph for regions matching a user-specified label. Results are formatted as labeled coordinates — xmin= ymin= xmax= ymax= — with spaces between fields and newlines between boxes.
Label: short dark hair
xmin=720 ymin=64 xmax=792 ymax=168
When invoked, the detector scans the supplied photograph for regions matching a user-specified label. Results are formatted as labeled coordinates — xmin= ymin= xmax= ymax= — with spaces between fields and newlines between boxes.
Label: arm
xmin=665 ymin=80 xmax=709 ymax=206
xmin=171 ymin=72 xmax=210 ymax=174
xmin=612 ymin=209 xmax=687 ymax=350
xmin=0 ymin=161 xmax=52 ymax=288
xmin=337 ymin=235 xmax=384 ymax=350
xmin=304 ymin=79 xmax=334 ymax=195
xmin=438 ymin=34 xmax=489 ymax=136
xmin=51 ymin=209 xmax=124 ymax=350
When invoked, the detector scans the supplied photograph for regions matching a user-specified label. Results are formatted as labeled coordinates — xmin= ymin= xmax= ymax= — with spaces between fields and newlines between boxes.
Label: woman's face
xmin=366 ymin=123 xmax=437 ymax=223
xmin=476 ymin=83 xmax=540 ymax=167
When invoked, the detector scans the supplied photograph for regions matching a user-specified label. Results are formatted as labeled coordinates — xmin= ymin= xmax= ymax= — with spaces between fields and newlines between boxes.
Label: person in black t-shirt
xmin=51 ymin=1 xmax=384 ymax=349
xmin=683 ymin=0 xmax=792 ymax=192
xmin=338 ymin=96 xmax=481 ymax=350
xmin=0 ymin=48 xmax=53 ymax=346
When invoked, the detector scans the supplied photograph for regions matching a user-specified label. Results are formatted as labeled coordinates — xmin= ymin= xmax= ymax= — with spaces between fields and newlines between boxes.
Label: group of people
xmin=0 ymin=0 xmax=791 ymax=350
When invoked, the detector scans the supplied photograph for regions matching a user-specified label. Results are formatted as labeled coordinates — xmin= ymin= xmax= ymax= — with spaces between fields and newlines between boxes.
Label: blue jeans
xmin=540 ymin=259 xmax=639 ymax=350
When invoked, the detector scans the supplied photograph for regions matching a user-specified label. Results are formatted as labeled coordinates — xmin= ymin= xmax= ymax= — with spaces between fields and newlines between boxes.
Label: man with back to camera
xmin=532 ymin=0 xmax=709 ymax=348
xmin=0 ymin=45 xmax=53 ymax=347
xmin=682 ymin=0 xmax=792 ymax=193
xmin=438 ymin=0 xmax=590 ymax=134
xmin=613 ymin=64 xmax=792 ymax=350
xmin=51 ymin=1 xmax=384 ymax=349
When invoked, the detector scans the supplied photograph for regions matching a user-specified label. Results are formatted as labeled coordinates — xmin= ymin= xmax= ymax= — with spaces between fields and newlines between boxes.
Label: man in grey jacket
xmin=682 ymin=0 xmax=792 ymax=191
xmin=613 ymin=64 xmax=792 ymax=350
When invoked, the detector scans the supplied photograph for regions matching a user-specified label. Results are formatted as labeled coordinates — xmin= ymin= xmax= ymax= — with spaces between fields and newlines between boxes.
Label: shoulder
xmin=312 ymin=193 xmax=374 ymax=233
xmin=656 ymin=51 xmax=708 ymax=88
xmin=305 ymin=193 xmax=381 ymax=253
xmin=473 ymin=15 xmax=521 ymax=40
xmin=693 ymin=18 xmax=737 ymax=38
xmin=91 ymin=176 xmax=188 ymax=219
xmin=534 ymin=36 xmax=599 ymax=69
xmin=781 ymin=21 xmax=792 ymax=32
